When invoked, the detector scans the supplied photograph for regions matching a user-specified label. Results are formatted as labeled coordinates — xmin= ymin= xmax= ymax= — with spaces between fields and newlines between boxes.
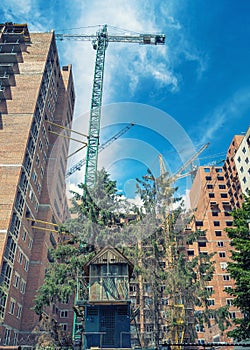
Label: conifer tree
xmin=226 ymin=193 xmax=250 ymax=341
xmin=34 ymin=169 xmax=132 ymax=315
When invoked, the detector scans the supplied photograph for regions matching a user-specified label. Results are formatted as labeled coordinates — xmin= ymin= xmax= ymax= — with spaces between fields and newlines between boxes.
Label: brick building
xmin=0 ymin=23 xmax=75 ymax=345
xmin=187 ymin=128 xmax=249 ymax=345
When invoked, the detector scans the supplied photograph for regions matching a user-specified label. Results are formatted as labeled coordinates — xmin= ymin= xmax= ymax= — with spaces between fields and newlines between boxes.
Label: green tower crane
xmin=56 ymin=25 xmax=165 ymax=188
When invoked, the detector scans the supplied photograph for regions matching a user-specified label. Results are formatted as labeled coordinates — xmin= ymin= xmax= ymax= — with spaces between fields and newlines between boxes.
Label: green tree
xmin=34 ymin=169 xmax=132 ymax=315
xmin=226 ymin=193 xmax=250 ymax=341
xmin=123 ymin=169 xmax=226 ymax=348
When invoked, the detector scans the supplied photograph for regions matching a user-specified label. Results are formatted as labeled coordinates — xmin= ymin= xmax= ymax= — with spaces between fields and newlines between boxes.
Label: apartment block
xmin=188 ymin=165 xmax=239 ymax=345
xmin=0 ymin=23 xmax=75 ymax=345
xmin=223 ymin=135 xmax=244 ymax=209
xmin=187 ymin=128 xmax=250 ymax=345
xmin=233 ymin=126 xmax=250 ymax=196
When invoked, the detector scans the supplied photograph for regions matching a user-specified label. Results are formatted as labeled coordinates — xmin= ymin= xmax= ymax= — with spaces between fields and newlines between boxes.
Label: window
xmin=217 ymin=241 xmax=224 ymax=247
xmin=219 ymin=184 xmax=226 ymax=189
xmin=223 ymin=275 xmax=230 ymax=281
xmin=207 ymin=184 xmax=213 ymax=189
xmin=9 ymin=298 xmax=16 ymax=314
xmin=214 ymin=221 xmax=220 ymax=226
xmin=226 ymin=299 xmax=233 ymax=306
xmin=17 ymin=304 xmax=22 ymax=319
xmin=187 ymin=250 xmax=194 ymax=256
xmin=32 ymin=170 xmax=37 ymax=184
xmin=198 ymin=241 xmax=206 ymax=247
xmin=240 ymin=166 xmax=244 ymax=173
xmin=60 ymin=323 xmax=68 ymax=331
xmin=5 ymin=236 xmax=16 ymax=263
xmin=13 ymin=273 xmax=20 ymax=288
xmin=13 ymin=332 xmax=18 ymax=346
xmin=60 ymin=310 xmax=68 ymax=318
xmin=20 ymin=279 xmax=26 ymax=294
xmin=242 ymin=146 xmax=246 ymax=154
xmin=198 ymin=339 xmax=205 ymax=345
xmin=29 ymin=188 xmax=34 ymax=201
xmin=2 ymin=262 xmax=12 ymax=287
xmin=215 ymin=168 xmax=222 ymax=172
xmin=209 ymin=193 xmax=215 ymax=198
xmin=237 ymin=156 xmax=241 ymax=163
xmin=243 ymin=176 xmax=247 ymax=184
xmin=226 ymin=221 xmax=233 ymax=227
xmin=4 ymin=329 xmax=11 ymax=345
xmin=215 ymin=231 xmax=222 ymax=236
xmin=245 ymin=157 xmax=249 ymax=164
xmin=40 ymin=166 xmax=44 ymax=177
xmin=38 ymin=140 xmax=43 ymax=151
xmin=35 ymin=155 xmax=40 ymax=166
xmin=229 ymin=312 xmax=236 ymax=319
xmin=21 ymin=230 xmax=27 ymax=241
xmin=212 ymin=211 xmax=218 ymax=216
xmin=160 ymin=285 xmax=166 ymax=293
xmin=207 ymin=299 xmax=215 ymax=306
xmin=130 ymin=284 xmax=137 ymax=292
xmin=204 ymin=168 xmax=210 ymax=173
xmin=219 ymin=252 xmax=226 ymax=258
xmin=205 ymin=286 xmax=213 ymax=293
xmin=196 ymin=324 xmax=205 ymax=332
xmin=220 ymin=193 xmax=228 ymax=198
xmin=217 ymin=176 xmax=224 ymax=181
xmin=220 ymin=262 xmax=228 ymax=270
xmin=18 ymin=250 xmax=23 ymax=264
xmin=28 ymin=238 xmax=33 ymax=250
xmin=24 ymin=258 xmax=29 ymax=271
xmin=196 ymin=221 xmax=203 ymax=227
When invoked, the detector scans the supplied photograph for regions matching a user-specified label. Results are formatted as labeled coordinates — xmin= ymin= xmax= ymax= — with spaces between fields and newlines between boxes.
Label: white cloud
xmin=197 ymin=89 xmax=250 ymax=145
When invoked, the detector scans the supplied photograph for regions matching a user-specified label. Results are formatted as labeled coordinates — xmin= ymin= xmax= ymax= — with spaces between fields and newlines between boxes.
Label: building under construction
xmin=186 ymin=128 xmax=250 ymax=346
xmin=0 ymin=22 xmax=75 ymax=345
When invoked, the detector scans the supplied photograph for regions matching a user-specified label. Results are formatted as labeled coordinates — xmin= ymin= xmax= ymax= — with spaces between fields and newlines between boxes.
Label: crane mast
xmin=56 ymin=25 xmax=165 ymax=187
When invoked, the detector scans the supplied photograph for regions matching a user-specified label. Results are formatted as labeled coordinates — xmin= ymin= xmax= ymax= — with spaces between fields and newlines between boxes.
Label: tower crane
xmin=147 ymin=143 xmax=209 ymax=348
xmin=161 ymin=142 xmax=210 ymax=184
xmin=66 ymin=122 xmax=135 ymax=178
xmin=56 ymin=25 xmax=165 ymax=187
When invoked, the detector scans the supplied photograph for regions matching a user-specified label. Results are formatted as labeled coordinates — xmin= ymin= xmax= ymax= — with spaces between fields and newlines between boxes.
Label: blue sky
xmin=1 ymin=0 xmax=249 ymax=199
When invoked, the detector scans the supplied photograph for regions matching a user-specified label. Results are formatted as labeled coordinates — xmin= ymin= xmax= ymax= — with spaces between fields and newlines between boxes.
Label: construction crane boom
xmin=66 ymin=123 xmax=135 ymax=178
xmin=56 ymin=25 xmax=165 ymax=187
xmin=164 ymin=142 xmax=210 ymax=184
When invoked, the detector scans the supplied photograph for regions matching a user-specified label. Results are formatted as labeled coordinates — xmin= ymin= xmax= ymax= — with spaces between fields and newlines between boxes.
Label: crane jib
xmin=55 ymin=26 xmax=165 ymax=187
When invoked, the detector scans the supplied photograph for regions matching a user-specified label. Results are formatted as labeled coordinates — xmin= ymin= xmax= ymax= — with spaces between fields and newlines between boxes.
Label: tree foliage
xmin=34 ymin=169 xmax=132 ymax=315
xmin=226 ymin=193 xmax=250 ymax=341
xmin=124 ymin=169 xmax=228 ymax=345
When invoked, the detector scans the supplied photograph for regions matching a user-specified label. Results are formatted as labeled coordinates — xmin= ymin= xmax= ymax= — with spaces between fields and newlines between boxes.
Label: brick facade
xmin=0 ymin=23 xmax=74 ymax=345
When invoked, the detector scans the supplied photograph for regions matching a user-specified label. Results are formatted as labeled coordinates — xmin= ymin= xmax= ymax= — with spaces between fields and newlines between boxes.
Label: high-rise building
xmin=188 ymin=165 xmax=237 ymax=344
xmin=223 ymin=135 xmax=244 ymax=209
xmin=232 ymin=127 xmax=250 ymax=196
xmin=0 ymin=23 xmax=75 ymax=345
xmin=188 ymin=128 xmax=249 ymax=345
